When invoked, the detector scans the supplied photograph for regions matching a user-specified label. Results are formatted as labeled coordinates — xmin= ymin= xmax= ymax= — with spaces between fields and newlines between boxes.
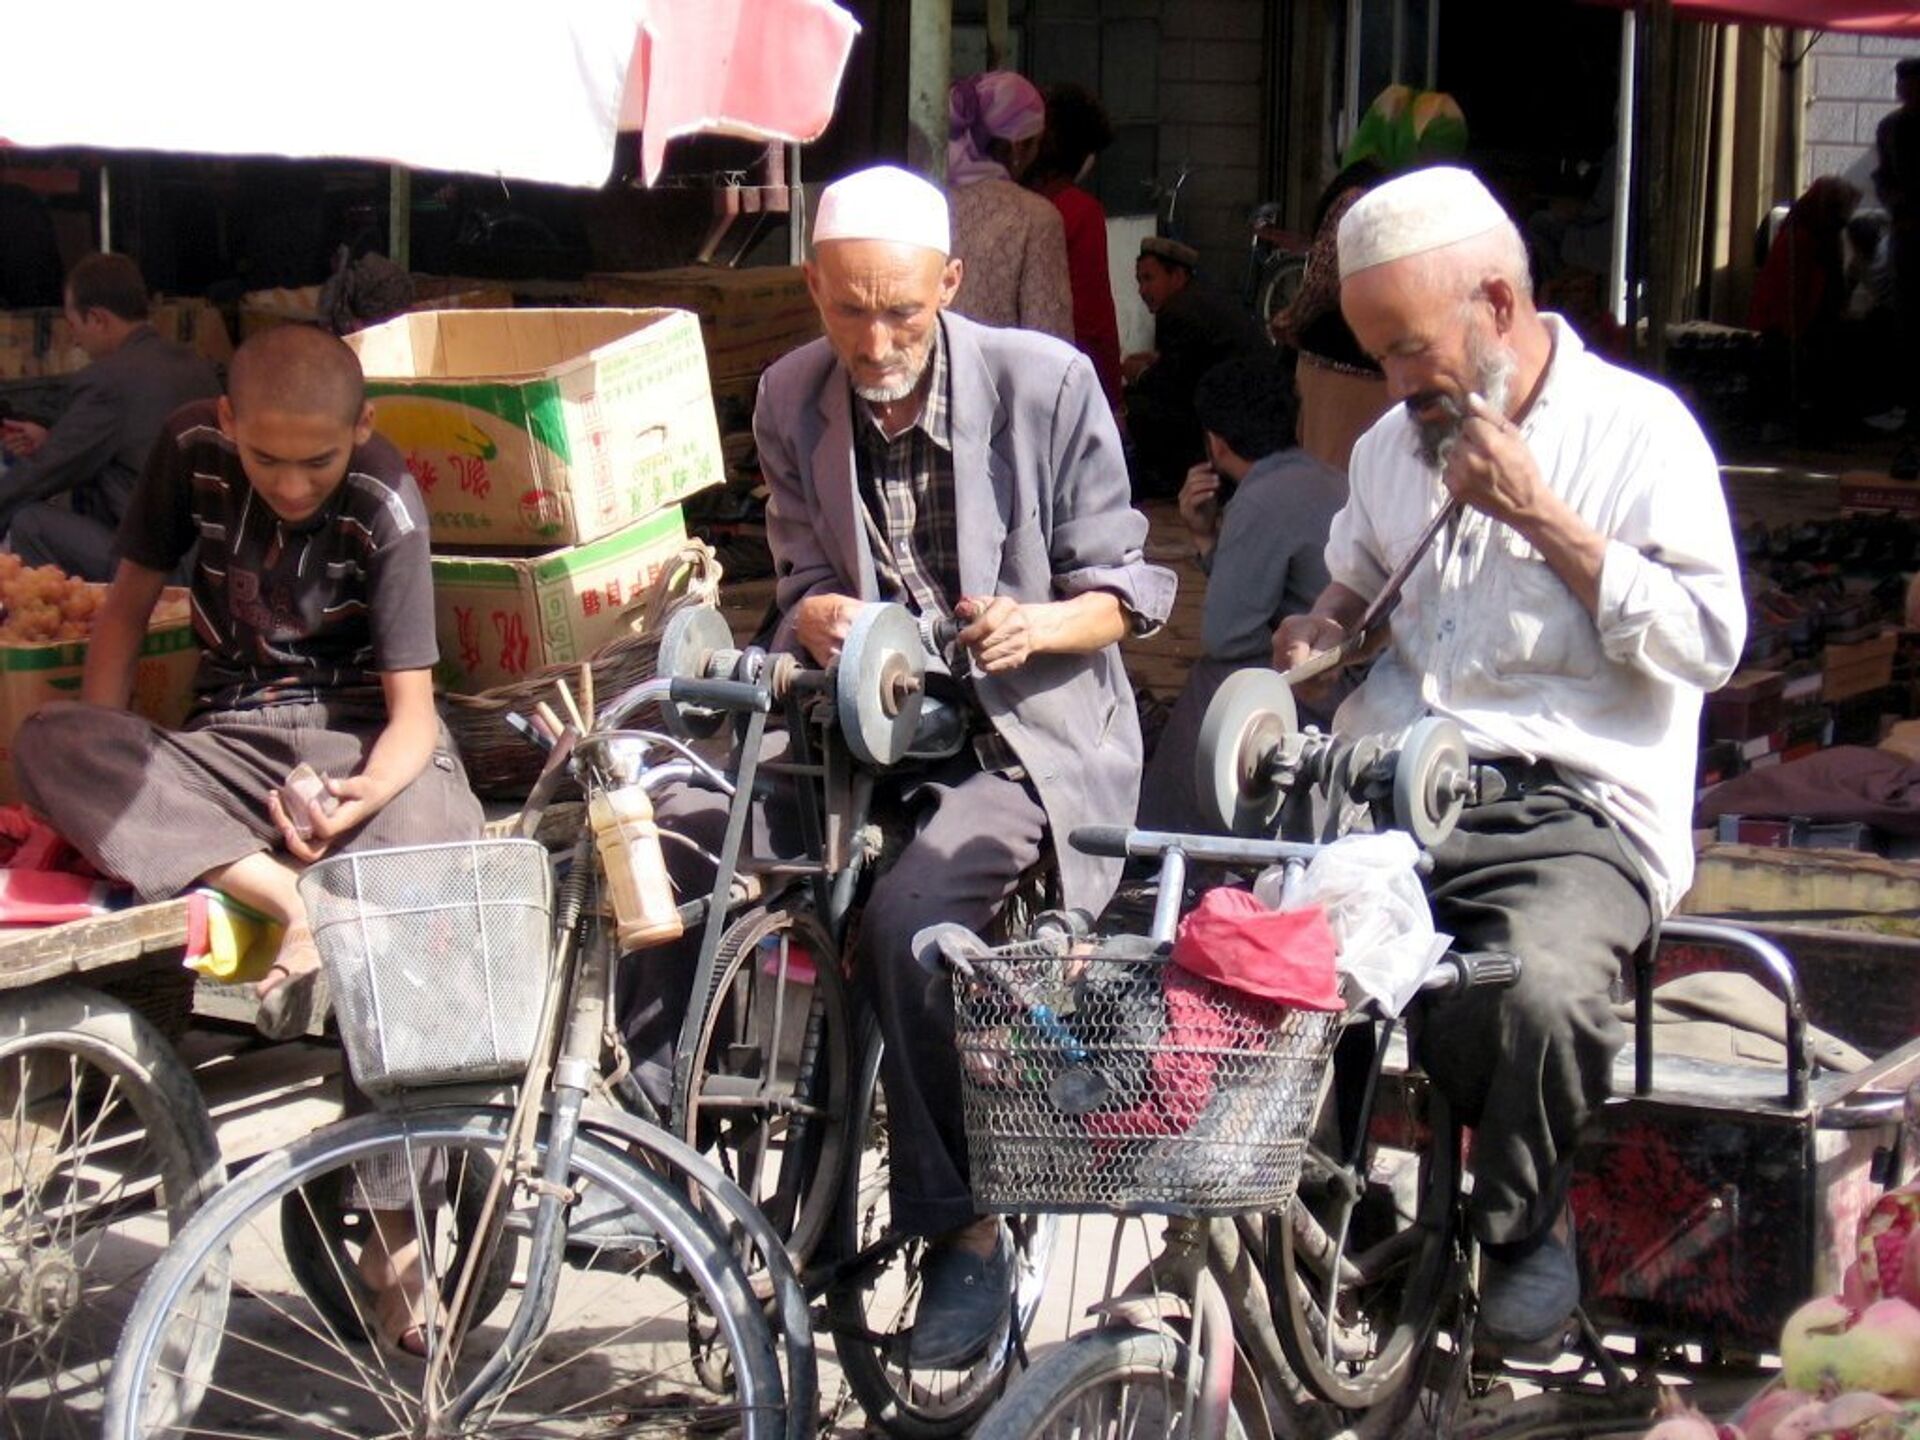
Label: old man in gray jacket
xmin=628 ymin=164 xmax=1172 ymax=1370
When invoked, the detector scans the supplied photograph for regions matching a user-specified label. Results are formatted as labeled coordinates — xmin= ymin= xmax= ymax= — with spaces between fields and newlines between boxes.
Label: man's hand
xmin=1178 ymin=463 xmax=1223 ymax=552
xmin=957 ymin=595 xmax=1037 ymax=674
xmin=793 ymin=593 xmax=862 ymax=667
xmin=1121 ymin=352 xmax=1157 ymax=385
xmin=1271 ymin=612 xmax=1365 ymax=706
xmin=1272 ymin=613 xmax=1346 ymax=672
xmin=266 ymin=772 xmax=397 ymax=865
xmin=1443 ymin=394 xmax=1547 ymax=527
xmin=0 ymin=421 xmax=47 ymax=459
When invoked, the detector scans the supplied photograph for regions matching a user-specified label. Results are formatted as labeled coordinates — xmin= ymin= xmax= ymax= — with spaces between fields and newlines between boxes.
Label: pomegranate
xmin=1745 ymin=1388 xmax=1817 ymax=1440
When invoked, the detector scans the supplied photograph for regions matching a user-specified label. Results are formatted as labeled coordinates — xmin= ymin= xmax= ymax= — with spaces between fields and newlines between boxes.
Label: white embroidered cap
xmin=1337 ymin=165 xmax=1511 ymax=279
xmin=812 ymin=165 xmax=951 ymax=256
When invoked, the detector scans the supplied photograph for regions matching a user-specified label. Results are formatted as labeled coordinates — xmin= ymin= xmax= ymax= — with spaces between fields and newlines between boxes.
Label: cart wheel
xmin=0 ymin=984 xmax=226 ymax=1434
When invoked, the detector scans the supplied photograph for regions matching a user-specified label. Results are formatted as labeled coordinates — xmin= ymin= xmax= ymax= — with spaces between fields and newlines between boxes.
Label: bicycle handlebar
xmin=1070 ymin=825 xmax=1326 ymax=867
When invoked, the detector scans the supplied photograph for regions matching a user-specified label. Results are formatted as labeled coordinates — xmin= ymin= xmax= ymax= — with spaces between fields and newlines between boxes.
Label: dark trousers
xmin=623 ymin=745 xmax=1049 ymax=1238
xmin=8 ymin=499 xmax=195 ymax=583
xmin=9 ymin=502 xmax=118 ymax=581
xmin=1413 ymin=791 xmax=1654 ymax=1249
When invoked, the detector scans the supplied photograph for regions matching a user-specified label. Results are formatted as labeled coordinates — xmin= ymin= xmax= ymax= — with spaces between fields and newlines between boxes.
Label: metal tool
xmin=655 ymin=601 xmax=930 ymax=768
xmin=1281 ymin=495 xmax=1463 ymax=689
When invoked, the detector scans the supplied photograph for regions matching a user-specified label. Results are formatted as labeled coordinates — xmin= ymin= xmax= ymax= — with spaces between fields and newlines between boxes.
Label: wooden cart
xmin=0 ymin=899 xmax=344 ymax=1436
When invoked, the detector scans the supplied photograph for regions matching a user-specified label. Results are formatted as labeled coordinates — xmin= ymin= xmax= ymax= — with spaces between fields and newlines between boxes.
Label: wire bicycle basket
xmin=953 ymin=937 xmax=1340 ymax=1216
xmin=299 ymin=839 xmax=555 ymax=1097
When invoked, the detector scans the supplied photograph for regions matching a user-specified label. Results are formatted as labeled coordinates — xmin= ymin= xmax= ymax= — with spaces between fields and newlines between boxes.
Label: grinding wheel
xmin=655 ymin=607 xmax=734 ymax=740
xmin=1194 ymin=669 xmax=1298 ymax=836
xmin=1392 ymin=717 xmax=1470 ymax=848
xmin=836 ymin=604 xmax=926 ymax=768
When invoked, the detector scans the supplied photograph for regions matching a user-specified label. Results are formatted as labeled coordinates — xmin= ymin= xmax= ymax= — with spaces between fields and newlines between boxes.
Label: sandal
xmin=254 ymin=923 xmax=323 ymax=1042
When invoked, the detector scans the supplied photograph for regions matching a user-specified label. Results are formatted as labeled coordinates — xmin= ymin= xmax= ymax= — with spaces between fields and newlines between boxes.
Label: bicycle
xmin=949 ymin=666 xmax=1522 ymax=1440
xmin=645 ymin=603 xmax=1062 ymax=1437
xmin=103 ymin=662 xmax=819 ymax=1440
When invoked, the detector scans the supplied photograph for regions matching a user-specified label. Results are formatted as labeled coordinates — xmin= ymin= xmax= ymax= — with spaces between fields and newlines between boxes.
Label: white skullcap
xmin=1337 ymin=166 xmax=1511 ymax=279
xmin=813 ymin=165 xmax=950 ymax=256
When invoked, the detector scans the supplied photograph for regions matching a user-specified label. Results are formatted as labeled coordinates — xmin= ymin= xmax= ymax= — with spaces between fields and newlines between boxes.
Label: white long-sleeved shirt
xmin=1326 ymin=317 xmax=1746 ymax=913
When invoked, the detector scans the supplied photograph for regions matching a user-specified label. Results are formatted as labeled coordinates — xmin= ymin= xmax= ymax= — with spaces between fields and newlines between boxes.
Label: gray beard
xmin=1412 ymin=340 xmax=1517 ymax=470
xmin=852 ymin=350 xmax=933 ymax=404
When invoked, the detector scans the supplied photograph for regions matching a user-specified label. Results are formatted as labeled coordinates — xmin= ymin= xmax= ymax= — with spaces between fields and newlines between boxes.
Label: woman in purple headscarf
xmin=946 ymin=71 xmax=1074 ymax=341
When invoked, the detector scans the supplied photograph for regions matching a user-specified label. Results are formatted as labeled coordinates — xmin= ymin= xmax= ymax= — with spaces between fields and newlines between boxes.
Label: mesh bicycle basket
xmin=298 ymin=839 xmax=554 ymax=1097
xmin=953 ymin=938 xmax=1341 ymax=1216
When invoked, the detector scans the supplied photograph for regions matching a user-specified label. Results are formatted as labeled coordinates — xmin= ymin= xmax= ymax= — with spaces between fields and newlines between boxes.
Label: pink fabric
xmin=624 ymin=0 xmax=861 ymax=184
xmin=948 ymin=72 xmax=1047 ymax=186
xmin=0 ymin=870 xmax=111 ymax=925
xmin=1580 ymin=0 xmax=1920 ymax=35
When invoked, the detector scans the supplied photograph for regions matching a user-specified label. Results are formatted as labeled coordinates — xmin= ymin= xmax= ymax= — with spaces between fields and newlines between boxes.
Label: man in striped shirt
xmin=15 ymin=324 xmax=482 ymax=1355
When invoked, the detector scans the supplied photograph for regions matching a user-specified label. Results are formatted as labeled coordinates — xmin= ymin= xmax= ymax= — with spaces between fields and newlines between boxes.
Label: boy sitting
xmin=15 ymin=323 xmax=483 ymax=1354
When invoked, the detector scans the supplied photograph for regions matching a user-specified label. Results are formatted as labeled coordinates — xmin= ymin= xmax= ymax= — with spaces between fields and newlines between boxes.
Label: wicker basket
xmin=954 ymin=938 xmax=1340 ymax=1217
xmin=299 ymin=840 xmax=554 ymax=1097
xmin=443 ymin=542 xmax=722 ymax=798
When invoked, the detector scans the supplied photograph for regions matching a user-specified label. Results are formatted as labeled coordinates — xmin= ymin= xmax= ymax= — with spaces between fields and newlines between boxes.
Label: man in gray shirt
xmin=1139 ymin=352 xmax=1346 ymax=831
xmin=0 ymin=253 xmax=220 ymax=579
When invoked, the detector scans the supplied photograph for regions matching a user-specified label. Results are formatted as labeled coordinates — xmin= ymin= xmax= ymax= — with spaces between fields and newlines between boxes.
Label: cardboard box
xmin=1823 ymin=631 xmax=1898 ymax=702
xmin=1704 ymin=668 xmax=1785 ymax=742
xmin=584 ymin=267 xmax=818 ymax=430
xmin=0 ymin=297 xmax=231 ymax=379
xmin=0 ymin=590 xmax=200 ymax=805
xmin=430 ymin=506 xmax=690 ymax=693
xmin=1839 ymin=471 xmax=1920 ymax=520
xmin=348 ymin=308 xmax=722 ymax=549
xmin=238 ymin=277 xmax=516 ymax=338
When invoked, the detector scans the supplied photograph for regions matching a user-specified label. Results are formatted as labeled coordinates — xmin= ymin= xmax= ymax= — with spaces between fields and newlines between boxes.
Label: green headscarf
xmin=1343 ymin=85 xmax=1469 ymax=172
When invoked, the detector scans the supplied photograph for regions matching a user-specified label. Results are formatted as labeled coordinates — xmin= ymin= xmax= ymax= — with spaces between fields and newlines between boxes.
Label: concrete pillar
xmin=908 ymin=0 xmax=952 ymax=179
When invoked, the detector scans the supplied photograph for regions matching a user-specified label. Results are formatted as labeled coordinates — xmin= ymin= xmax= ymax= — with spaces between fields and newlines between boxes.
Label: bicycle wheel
xmin=104 ymin=1108 xmax=785 ymax=1439
xmin=1255 ymin=253 xmax=1306 ymax=330
xmin=974 ymin=1326 xmax=1248 ymax=1440
xmin=1270 ymin=1025 xmax=1461 ymax=1415
xmin=675 ymin=904 xmax=853 ymax=1269
xmin=825 ymin=1028 xmax=1057 ymax=1440
xmin=1 ymin=985 xmax=226 ymax=1438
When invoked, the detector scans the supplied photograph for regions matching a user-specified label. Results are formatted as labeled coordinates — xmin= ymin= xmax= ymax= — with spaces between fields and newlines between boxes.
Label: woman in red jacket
xmin=1026 ymin=83 xmax=1124 ymax=414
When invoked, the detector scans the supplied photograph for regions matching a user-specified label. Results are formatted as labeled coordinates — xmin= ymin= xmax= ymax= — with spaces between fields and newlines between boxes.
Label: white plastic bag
xmin=1261 ymin=832 xmax=1452 ymax=1016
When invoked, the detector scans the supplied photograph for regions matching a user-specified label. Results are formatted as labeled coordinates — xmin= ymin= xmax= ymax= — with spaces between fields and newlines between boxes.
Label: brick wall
xmin=1155 ymin=0 xmax=1270 ymax=285
xmin=1804 ymin=31 xmax=1920 ymax=197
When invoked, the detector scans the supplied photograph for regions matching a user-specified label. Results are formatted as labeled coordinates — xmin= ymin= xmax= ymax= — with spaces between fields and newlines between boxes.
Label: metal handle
xmin=1646 ymin=917 xmax=1811 ymax=1111
xmin=1429 ymin=950 xmax=1522 ymax=994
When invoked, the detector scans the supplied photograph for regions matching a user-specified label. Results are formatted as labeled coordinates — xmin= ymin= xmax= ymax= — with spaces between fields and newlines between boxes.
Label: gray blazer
xmin=754 ymin=313 xmax=1177 ymax=915
xmin=0 ymin=327 xmax=220 ymax=530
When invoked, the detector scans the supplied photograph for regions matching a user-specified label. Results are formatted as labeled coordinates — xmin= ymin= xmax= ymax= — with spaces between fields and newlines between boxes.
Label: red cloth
xmin=1750 ymin=177 xmax=1858 ymax=339
xmin=1038 ymin=177 xmax=1123 ymax=412
xmin=1170 ymin=887 xmax=1343 ymax=1010
xmin=0 ymin=804 xmax=87 ymax=873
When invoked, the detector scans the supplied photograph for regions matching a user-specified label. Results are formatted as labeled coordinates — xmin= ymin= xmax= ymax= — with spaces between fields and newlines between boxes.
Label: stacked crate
xmin=344 ymin=307 xmax=724 ymax=695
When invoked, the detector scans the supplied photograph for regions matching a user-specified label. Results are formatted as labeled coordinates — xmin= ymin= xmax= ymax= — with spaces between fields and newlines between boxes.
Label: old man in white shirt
xmin=1275 ymin=166 xmax=1745 ymax=1354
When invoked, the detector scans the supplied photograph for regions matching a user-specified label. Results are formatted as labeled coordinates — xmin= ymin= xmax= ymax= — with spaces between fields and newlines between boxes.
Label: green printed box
xmin=347 ymin=308 xmax=723 ymax=549
xmin=430 ymin=507 xmax=690 ymax=694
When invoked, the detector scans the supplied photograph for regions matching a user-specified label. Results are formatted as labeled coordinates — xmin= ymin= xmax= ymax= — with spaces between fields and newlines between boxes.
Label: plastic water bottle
xmin=589 ymin=784 xmax=683 ymax=949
